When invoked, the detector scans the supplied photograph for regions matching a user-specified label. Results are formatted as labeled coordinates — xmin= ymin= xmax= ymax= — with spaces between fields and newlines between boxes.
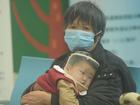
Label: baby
xmin=24 ymin=51 xmax=99 ymax=105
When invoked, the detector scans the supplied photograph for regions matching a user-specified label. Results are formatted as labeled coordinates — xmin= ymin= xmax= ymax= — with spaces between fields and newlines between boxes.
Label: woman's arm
xmin=21 ymin=91 xmax=51 ymax=105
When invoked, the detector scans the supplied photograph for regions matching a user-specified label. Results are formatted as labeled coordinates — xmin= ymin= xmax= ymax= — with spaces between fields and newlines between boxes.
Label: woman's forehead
xmin=72 ymin=18 xmax=91 ymax=25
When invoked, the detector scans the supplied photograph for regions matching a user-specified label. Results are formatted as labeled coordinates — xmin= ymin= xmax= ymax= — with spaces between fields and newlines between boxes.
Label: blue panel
xmin=9 ymin=56 xmax=54 ymax=105
xmin=128 ymin=67 xmax=140 ymax=93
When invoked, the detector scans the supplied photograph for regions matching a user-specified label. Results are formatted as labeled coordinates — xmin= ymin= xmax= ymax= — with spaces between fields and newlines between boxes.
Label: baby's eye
xmin=88 ymin=76 xmax=93 ymax=80
xmin=80 ymin=70 xmax=85 ymax=75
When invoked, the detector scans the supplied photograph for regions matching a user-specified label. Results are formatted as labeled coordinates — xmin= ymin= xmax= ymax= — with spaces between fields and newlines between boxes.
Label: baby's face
xmin=68 ymin=61 xmax=96 ymax=92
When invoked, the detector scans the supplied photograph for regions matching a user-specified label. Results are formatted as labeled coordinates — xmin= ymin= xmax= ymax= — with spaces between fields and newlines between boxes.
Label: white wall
xmin=0 ymin=0 xmax=14 ymax=100
xmin=70 ymin=0 xmax=140 ymax=67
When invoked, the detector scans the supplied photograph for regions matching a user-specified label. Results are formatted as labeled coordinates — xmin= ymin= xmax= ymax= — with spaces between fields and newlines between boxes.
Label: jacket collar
xmin=89 ymin=43 xmax=105 ymax=60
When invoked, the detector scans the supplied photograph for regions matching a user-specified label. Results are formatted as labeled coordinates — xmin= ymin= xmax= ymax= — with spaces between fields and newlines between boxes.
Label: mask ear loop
xmin=92 ymin=31 xmax=102 ymax=50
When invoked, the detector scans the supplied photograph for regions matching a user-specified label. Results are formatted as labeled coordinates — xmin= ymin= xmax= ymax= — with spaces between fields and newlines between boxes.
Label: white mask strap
xmin=95 ymin=30 xmax=102 ymax=36
xmin=88 ymin=30 xmax=102 ymax=51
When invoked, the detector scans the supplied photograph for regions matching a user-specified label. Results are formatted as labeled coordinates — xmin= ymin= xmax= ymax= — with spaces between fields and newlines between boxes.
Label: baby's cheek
xmin=85 ymin=80 xmax=91 ymax=87
xmin=75 ymin=75 xmax=83 ymax=82
xmin=77 ymin=84 xmax=86 ymax=92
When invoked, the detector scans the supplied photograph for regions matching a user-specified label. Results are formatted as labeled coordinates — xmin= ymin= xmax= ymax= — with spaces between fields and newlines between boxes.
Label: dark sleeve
xmin=78 ymin=71 xmax=122 ymax=105
xmin=77 ymin=63 xmax=136 ymax=105
xmin=52 ymin=71 xmax=123 ymax=105
xmin=117 ymin=61 xmax=136 ymax=93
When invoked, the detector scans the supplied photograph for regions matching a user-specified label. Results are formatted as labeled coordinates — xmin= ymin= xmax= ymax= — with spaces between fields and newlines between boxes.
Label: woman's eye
xmin=82 ymin=26 xmax=91 ymax=31
xmin=69 ymin=25 xmax=76 ymax=29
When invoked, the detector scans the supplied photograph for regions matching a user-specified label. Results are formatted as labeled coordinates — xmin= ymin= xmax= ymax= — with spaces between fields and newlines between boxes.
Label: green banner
xmin=10 ymin=0 xmax=69 ymax=73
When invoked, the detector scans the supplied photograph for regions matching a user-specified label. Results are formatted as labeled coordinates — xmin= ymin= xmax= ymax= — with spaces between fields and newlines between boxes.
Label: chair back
xmin=9 ymin=56 xmax=54 ymax=105
xmin=128 ymin=67 xmax=140 ymax=93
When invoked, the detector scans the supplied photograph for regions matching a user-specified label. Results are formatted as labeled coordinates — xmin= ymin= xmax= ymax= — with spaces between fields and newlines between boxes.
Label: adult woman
xmin=21 ymin=1 xmax=136 ymax=105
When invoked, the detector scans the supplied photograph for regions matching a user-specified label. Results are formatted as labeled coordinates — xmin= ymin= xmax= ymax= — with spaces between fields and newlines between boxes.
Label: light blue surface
xmin=70 ymin=0 xmax=140 ymax=67
xmin=9 ymin=56 xmax=140 ymax=105
xmin=9 ymin=56 xmax=54 ymax=105
xmin=128 ymin=67 xmax=140 ymax=93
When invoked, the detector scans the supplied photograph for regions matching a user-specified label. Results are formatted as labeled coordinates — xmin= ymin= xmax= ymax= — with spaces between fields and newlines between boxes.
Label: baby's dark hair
xmin=64 ymin=1 xmax=106 ymax=37
xmin=66 ymin=51 xmax=99 ymax=70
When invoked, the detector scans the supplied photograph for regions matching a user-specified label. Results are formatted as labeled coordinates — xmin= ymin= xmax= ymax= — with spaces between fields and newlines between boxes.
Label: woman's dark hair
xmin=64 ymin=1 xmax=106 ymax=36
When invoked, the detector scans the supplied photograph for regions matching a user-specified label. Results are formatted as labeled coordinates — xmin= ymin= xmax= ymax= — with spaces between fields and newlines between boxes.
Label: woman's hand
xmin=21 ymin=91 xmax=51 ymax=105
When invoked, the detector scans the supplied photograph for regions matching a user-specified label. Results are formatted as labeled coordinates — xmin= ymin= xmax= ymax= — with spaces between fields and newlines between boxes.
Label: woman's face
xmin=66 ymin=18 xmax=94 ymax=33
xmin=64 ymin=19 xmax=96 ymax=51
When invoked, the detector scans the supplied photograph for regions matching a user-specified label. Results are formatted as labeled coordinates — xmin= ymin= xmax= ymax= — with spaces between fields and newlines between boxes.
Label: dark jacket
xmin=51 ymin=43 xmax=136 ymax=105
xmin=22 ymin=43 xmax=136 ymax=105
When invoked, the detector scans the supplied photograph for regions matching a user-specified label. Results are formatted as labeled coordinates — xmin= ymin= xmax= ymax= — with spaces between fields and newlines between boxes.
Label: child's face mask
xmin=64 ymin=29 xmax=94 ymax=51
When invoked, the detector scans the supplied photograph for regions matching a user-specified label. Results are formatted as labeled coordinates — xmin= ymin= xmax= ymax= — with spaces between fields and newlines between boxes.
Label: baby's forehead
xmin=72 ymin=60 xmax=90 ymax=66
xmin=72 ymin=61 xmax=96 ymax=71
xmin=70 ymin=58 xmax=96 ymax=68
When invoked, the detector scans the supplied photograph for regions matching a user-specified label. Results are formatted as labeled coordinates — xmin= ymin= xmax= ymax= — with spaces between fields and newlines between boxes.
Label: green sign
xmin=10 ymin=0 xmax=69 ymax=73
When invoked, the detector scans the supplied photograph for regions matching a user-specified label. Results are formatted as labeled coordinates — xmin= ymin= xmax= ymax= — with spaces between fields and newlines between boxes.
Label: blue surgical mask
xmin=64 ymin=29 xmax=94 ymax=51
